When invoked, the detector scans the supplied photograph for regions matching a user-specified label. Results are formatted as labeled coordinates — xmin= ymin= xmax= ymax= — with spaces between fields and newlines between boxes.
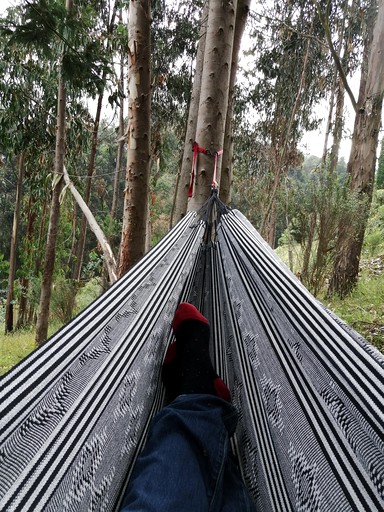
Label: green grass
xmin=0 ymin=322 xmax=62 ymax=377
xmin=323 ymin=271 xmax=384 ymax=353
xmin=275 ymin=244 xmax=384 ymax=352
xmin=0 ymin=329 xmax=36 ymax=376
xmin=0 ymin=280 xmax=102 ymax=377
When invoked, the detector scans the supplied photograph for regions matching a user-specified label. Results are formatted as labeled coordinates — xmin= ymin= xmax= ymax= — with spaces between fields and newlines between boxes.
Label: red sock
xmin=161 ymin=303 xmax=231 ymax=402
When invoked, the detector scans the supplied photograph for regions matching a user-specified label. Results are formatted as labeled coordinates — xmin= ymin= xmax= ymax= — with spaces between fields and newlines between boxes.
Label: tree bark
xmin=188 ymin=0 xmax=237 ymax=211
xmin=220 ymin=0 xmax=250 ymax=205
xmin=328 ymin=0 xmax=384 ymax=297
xmin=170 ymin=1 xmax=208 ymax=226
xmin=72 ymin=91 xmax=103 ymax=281
xmin=35 ymin=0 xmax=73 ymax=344
xmin=118 ymin=0 xmax=151 ymax=276
xmin=72 ymin=3 xmax=118 ymax=281
xmin=16 ymin=194 xmax=36 ymax=329
xmin=5 ymin=153 xmax=25 ymax=334
xmin=111 ymin=43 xmax=125 ymax=220
xmin=311 ymin=14 xmax=349 ymax=294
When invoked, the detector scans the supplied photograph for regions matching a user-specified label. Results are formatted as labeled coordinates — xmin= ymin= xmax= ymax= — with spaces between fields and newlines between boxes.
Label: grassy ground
xmin=275 ymin=245 xmax=384 ymax=352
xmin=0 ymin=329 xmax=36 ymax=376
xmin=0 ymin=323 xmax=61 ymax=377
xmin=324 ymin=269 xmax=384 ymax=352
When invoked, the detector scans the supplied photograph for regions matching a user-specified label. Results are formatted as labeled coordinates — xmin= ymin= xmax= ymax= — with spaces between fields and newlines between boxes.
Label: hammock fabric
xmin=1 ymin=196 xmax=383 ymax=512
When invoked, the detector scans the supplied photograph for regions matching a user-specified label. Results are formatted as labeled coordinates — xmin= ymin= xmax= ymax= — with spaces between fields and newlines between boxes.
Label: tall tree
xmin=170 ymin=1 xmax=208 ymax=226
xmin=377 ymin=137 xmax=384 ymax=189
xmin=329 ymin=0 xmax=384 ymax=297
xmin=36 ymin=0 xmax=73 ymax=344
xmin=4 ymin=154 xmax=25 ymax=333
xmin=188 ymin=0 xmax=237 ymax=211
xmin=118 ymin=0 xmax=151 ymax=275
xmin=72 ymin=0 xmax=118 ymax=282
xmin=111 ymin=13 xmax=126 ymax=221
xmin=310 ymin=1 xmax=354 ymax=293
xmin=220 ymin=0 xmax=251 ymax=205
xmin=259 ymin=5 xmax=318 ymax=246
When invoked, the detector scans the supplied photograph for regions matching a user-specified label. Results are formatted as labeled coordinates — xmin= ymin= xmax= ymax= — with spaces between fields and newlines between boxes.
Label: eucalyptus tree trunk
xmin=36 ymin=77 xmax=66 ymax=344
xmin=311 ymin=13 xmax=349 ymax=294
xmin=118 ymin=0 xmax=151 ymax=275
xmin=63 ymin=166 xmax=117 ymax=283
xmin=17 ymin=194 xmax=36 ymax=329
xmin=220 ymin=0 xmax=250 ymax=205
xmin=170 ymin=1 xmax=208 ymax=226
xmin=72 ymin=91 xmax=103 ymax=282
xmin=111 ymin=45 xmax=125 ymax=221
xmin=329 ymin=0 xmax=384 ymax=297
xmin=5 ymin=153 xmax=25 ymax=334
xmin=188 ymin=0 xmax=237 ymax=211
xmin=36 ymin=0 xmax=73 ymax=344
xmin=73 ymin=3 xmax=118 ymax=281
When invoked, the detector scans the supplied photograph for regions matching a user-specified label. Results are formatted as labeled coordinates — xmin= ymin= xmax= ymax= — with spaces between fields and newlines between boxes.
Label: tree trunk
xmin=17 ymin=194 xmax=36 ymax=329
xmin=63 ymin=166 xmax=117 ymax=283
xmin=118 ymin=0 xmax=151 ymax=276
xmin=187 ymin=0 xmax=237 ymax=211
xmin=301 ymin=211 xmax=317 ymax=285
xmin=311 ymin=14 xmax=349 ymax=294
xmin=170 ymin=1 xmax=208 ymax=226
xmin=111 ymin=44 xmax=125 ymax=220
xmin=220 ymin=0 xmax=250 ymax=205
xmin=73 ymin=3 xmax=118 ymax=281
xmin=68 ymin=199 xmax=77 ymax=269
xmin=35 ymin=0 xmax=72 ymax=344
xmin=5 ymin=153 xmax=25 ymax=334
xmin=72 ymin=91 xmax=104 ymax=281
xmin=328 ymin=0 xmax=384 ymax=297
xmin=260 ymin=17 xmax=314 ymax=245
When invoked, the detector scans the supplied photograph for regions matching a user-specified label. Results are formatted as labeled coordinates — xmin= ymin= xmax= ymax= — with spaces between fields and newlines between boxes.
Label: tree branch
xmin=62 ymin=165 xmax=118 ymax=284
xmin=315 ymin=1 xmax=358 ymax=113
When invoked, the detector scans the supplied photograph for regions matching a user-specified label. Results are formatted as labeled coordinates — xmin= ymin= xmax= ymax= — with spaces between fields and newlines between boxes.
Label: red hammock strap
xmin=188 ymin=142 xmax=223 ymax=197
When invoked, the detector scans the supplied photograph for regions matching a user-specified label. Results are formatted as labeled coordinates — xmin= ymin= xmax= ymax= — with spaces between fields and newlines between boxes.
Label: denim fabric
xmin=120 ymin=394 xmax=256 ymax=512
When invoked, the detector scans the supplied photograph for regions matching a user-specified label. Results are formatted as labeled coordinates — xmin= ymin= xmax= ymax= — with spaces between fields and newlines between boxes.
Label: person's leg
xmin=120 ymin=394 xmax=255 ymax=512
xmin=120 ymin=303 xmax=256 ymax=511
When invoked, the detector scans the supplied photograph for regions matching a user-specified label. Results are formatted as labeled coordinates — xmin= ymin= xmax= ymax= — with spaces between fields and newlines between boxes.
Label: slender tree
xmin=36 ymin=0 xmax=73 ymax=344
xmin=220 ymin=0 xmax=251 ymax=205
xmin=329 ymin=0 xmax=384 ymax=297
xmin=111 ymin=19 xmax=125 ymax=221
xmin=118 ymin=0 xmax=151 ymax=275
xmin=5 ymin=154 xmax=25 ymax=333
xmin=170 ymin=1 xmax=209 ymax=226
xmin=188 ymin=0 xmax=238 ymax=211
xmin=377 ymin=137 xmax=384 ymax=189
xmin=72 ymin=0 xmax=118 ymax=282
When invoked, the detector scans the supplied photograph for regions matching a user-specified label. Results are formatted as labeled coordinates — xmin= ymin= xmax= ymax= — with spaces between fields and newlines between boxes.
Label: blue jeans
xmin=120 ymin=394 xmax=256 ymax=511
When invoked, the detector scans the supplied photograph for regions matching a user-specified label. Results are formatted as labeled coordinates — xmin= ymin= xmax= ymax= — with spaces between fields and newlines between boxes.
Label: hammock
xmin=1 ymin=196 xmax=383 ymax=512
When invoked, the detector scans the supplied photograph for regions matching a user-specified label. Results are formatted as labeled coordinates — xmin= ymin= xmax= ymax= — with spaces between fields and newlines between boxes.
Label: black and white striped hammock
xmin=1 ymin=195 xmax=383 ymax=511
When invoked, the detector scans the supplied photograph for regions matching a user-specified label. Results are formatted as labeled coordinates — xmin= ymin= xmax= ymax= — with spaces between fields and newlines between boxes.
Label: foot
xmin=162 ymin=303 xmax=230 ymax=402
